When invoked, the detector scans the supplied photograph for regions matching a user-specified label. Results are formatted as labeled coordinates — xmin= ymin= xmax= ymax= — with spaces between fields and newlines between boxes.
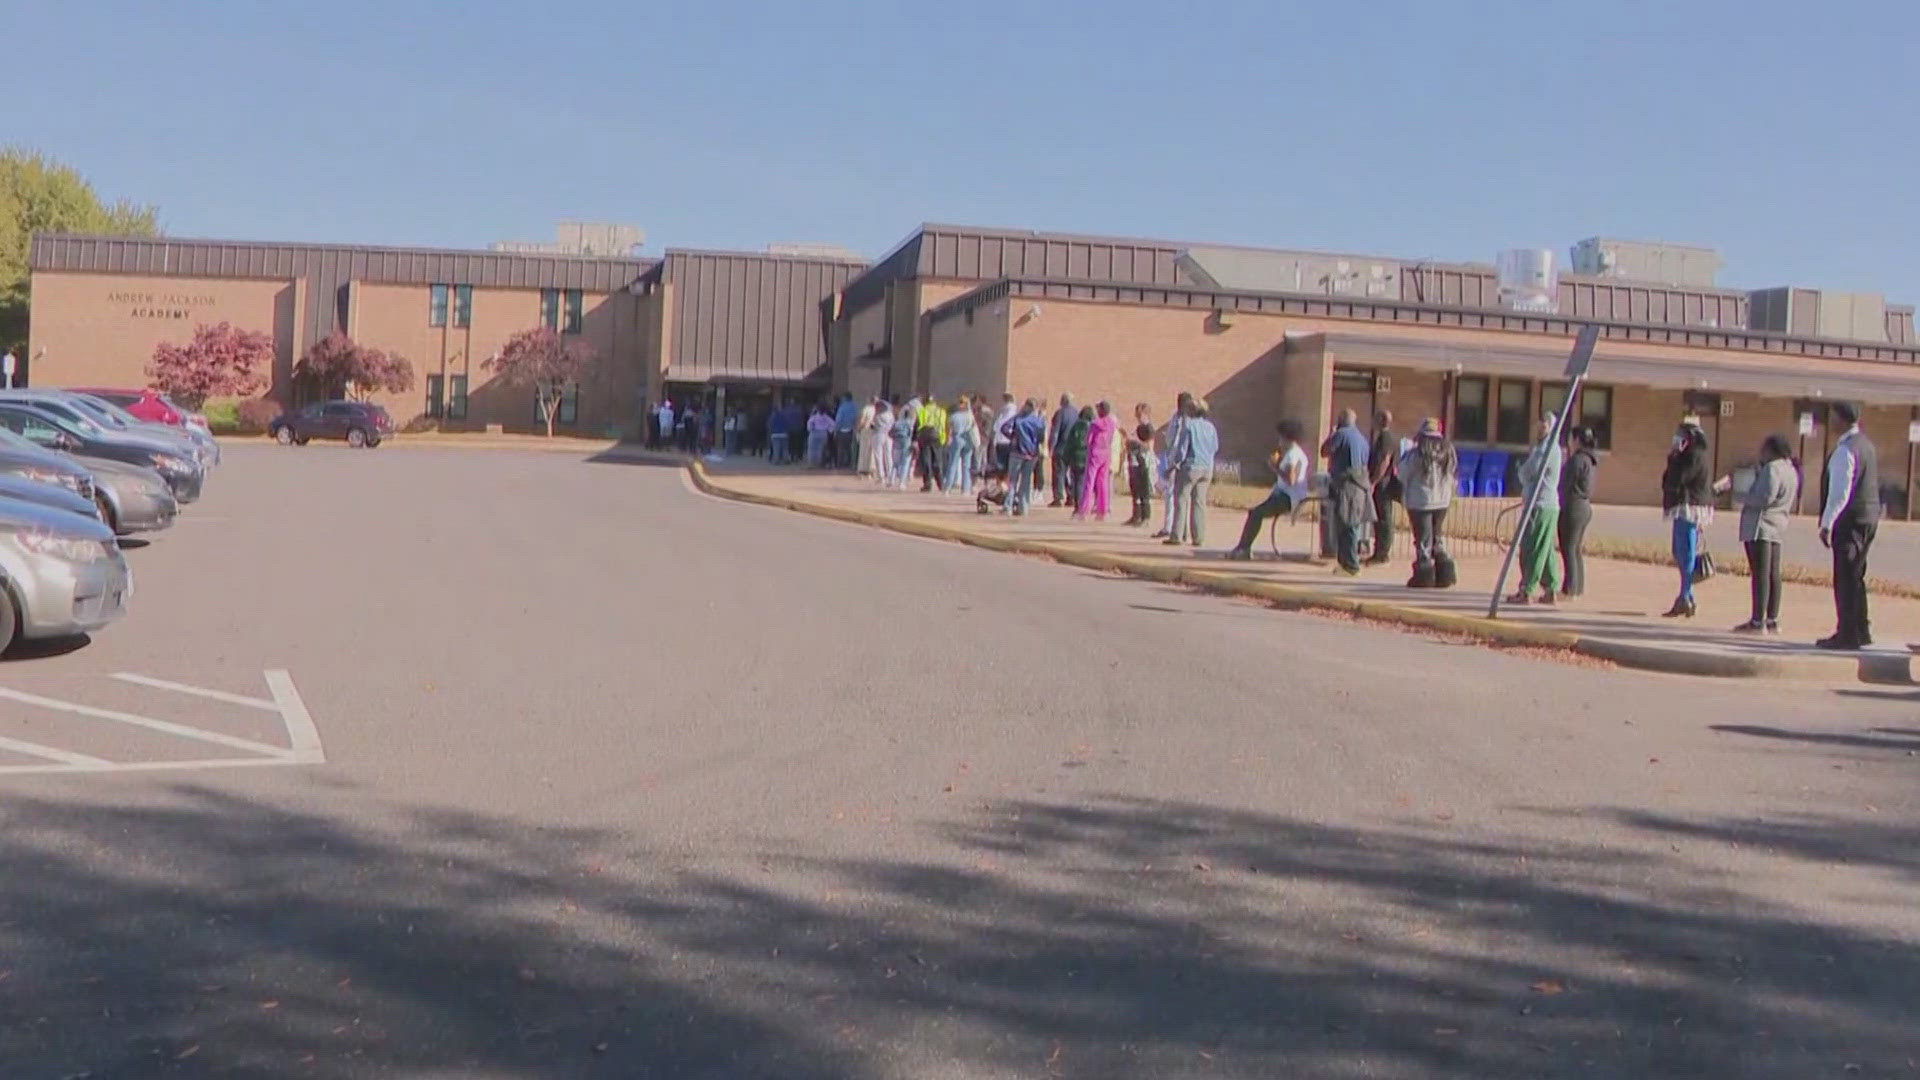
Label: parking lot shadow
xmin=0 ymin=790 xmax=1913 ymax=1077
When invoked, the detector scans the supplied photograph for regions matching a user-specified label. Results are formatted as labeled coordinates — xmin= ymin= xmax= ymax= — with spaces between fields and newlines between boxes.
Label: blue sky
xmin=12 ymin=0 xmax=1916 ymax=300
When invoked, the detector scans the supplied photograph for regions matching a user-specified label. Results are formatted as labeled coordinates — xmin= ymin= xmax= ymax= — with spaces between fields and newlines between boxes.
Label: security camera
xmin=1024 ymin=304 xmax=1042 ymax=321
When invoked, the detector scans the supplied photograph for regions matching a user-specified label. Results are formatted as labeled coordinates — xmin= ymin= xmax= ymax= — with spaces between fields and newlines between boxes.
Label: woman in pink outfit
xmin=1077 ymin=401 xmax=1119 ymax=521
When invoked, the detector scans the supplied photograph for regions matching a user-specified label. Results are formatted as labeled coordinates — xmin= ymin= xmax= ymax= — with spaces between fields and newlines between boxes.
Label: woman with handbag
xmin=1659 ymin=417 xmax=1714 ymax=618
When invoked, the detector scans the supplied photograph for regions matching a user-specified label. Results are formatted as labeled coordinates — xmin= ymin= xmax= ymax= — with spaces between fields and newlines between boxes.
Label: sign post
xmin=1488 ymin=325 xmax=1599 ymax=618
xmin=0 ymin=352 xmax=14 ymax=391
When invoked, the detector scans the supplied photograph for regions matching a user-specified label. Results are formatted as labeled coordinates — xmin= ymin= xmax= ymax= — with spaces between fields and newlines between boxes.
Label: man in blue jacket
xmin=1004 ymin=399 xmax=1048 ymax=516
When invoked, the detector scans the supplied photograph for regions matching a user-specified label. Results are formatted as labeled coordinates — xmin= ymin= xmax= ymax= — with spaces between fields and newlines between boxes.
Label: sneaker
xmin=1732 ymin=620 xmax=1765 ymax=633
xmin=1505 ymin=592 xmax=1531 ymax=606
xmin=1816 ymin=634 xmax=1861 ymax=651
xmin=1537 ymin=592 xmax=1556 ymax=606
xmin=1163 ymin=538 xmax=1182 ymax=546
xmin=1149 ymin=530 xmax=1169 ymax=539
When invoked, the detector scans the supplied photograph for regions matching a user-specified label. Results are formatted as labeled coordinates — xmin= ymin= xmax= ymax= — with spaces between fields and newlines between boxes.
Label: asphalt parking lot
xmin=1 ymin=443 xmax=1916 ymax=1078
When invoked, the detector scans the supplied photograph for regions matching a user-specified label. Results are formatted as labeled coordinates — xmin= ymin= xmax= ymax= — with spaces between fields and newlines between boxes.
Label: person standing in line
xmin=1164 ymin=398 xmax=1219 ymax=547
xmin=855 ymin=397 xmax=878 ymax=475
xmin=1367 ymin=410 xmax=1400 ymax=565
xmin=832 ymin=393 xmax=858 ymax=469
xmin=915 ymin=394 xmax=948 ymax=492
xmin=1659 ymin=417 xmax=1713 ymax=618
xmin=722 ymin=410 xmax=740 ymax=455
xmin=1818 ymin=400 xmax=1880 ymax=648
xmin=991 ymin=392 xmax=1018 ymax=479
xmin=1045 ymin=394 xmax=1077 ymax=507
xmin=1227 ymin=419 xmax=1310 ymax=560
xmin=1556 ymin=426 xmax=1599 ymax=598
xmin=767 ymin=402 xmax=791 ymax=464
xmin=1062 ymin=406 xmax=1092 ymax=516
xmin=1004 ymin=399 xmax=1047 ymax=515
xmin=869 ymin=398 xmax=896 ymax=483
xmin=1152 ymin=392 xmax=1194 ymax=538
xmin=1325 ymin=409 xmax=1372 ymax=574
xmin=1078 ymin=403 xmax=1119 ymax=521
xmin=1397 ymin=418 xmax=1457 ymax=587
xmin=1507 ymin=413 xmax=1565 ymax=605
xmin=1718 ymin=434 xmax=1799 ymax=633
xmin=804 ymin=404 xmax=834 ymax=466
xmin=944 ymin=395 xmax=978 ymax=495
xmin=657 ymin=400 xmax=676 ymax=452
xmin=889 ymin=398 xmax=916 ymax=487
xmin=1124 ymin=418 xmax=1155 ymax=526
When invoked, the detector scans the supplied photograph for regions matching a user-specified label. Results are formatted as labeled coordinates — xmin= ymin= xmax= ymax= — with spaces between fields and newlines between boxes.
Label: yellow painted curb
xmin=686 ymin=461 xmax=1894 ymax=680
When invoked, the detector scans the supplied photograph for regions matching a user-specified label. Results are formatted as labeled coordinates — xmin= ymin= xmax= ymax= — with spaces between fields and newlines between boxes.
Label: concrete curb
xmin=686 ymin=461 xmax=1908 ymax=682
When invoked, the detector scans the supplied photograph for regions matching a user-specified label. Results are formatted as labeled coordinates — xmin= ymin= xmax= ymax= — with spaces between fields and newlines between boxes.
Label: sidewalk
xmin=694 ymin=461 xmax=1920 ymax=683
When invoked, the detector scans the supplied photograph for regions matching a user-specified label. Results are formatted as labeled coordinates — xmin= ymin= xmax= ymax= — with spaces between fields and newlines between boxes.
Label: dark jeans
xmin=1745 ymin=539 xmax=1782 ymax=624
xmin=1370 ymin=488 xmax=1395 ymax=561
xmin=1831 ymin=518 xmax=1876 ymax=642
xmin=915 ymin=430 xmax=942 ymax=491
xmin=1409 ymin=507 xmax=1448 ymax=567
xmin=1335 ymin=522 xmax=1362 ymax=572
xmin=1127 ymin=461 xmax=1152 ymax=521
xmin=1233 ymin=491 xmax=1294 ymax=552
xmin=1558 ymin=500 xmax=1591 ymax=596
xmin=1050 ymin=454 xmax=1071 ymax=503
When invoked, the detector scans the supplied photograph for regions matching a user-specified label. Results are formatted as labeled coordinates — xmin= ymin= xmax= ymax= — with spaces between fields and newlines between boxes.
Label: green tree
xmin=0 ymin=148 xmax=160 ymax=356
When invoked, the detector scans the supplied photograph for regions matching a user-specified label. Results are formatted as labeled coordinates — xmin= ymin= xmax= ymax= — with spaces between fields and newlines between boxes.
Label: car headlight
xmin=16 ymin=529 xmax=113 ymax=563
xmin=149 ymin=453 xmax=190 ymax=474
xmin=11 ymin=466 xmax=79 ymax=493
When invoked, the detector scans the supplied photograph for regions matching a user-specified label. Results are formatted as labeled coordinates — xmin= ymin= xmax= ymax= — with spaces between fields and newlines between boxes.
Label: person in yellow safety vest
xmin=914 ymin=396 xmax=949 ymax=492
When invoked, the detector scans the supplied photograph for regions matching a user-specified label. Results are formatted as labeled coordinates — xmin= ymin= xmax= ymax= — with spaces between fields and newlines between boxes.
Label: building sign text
xmin=108 ymin=291 xmax=217 ymax=321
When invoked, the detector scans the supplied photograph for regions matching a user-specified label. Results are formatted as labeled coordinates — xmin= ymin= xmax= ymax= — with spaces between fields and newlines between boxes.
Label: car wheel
xmin=367 ymin=437 xmax=382 ymax=448
xmin=0 ymin=581 xmax=19 ymax=657
xmin=275 ymin=426 xmax=294 ymax=445
xmin=346 ymin=428 xmax=368 ymax=448
xmin=295 ymin=435 xmax=310 ymax=446
xmin=94 ymin=494 xmax=119 ymax=535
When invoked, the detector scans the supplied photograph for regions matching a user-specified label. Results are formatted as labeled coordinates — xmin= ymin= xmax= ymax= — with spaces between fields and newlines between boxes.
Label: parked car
xmin=0 ymin=402 xmax=204 ymax=503
xmin=0 ymin=496 xmax=129 ymax=651
xmin=71 ymin=456 xmax=177 ymax=536
xmin=0 ymin=471 xmax=104 ymax=521
xmin=72 ymin=388 xmax=189 ymax=428
xmin=269 ymin=401 xmax=395 ymax=448
xmin=0 ymin=428 xmax=96 ymax=503
xmin=64 ymin=391 xmax=219 ymax=468
xmin=0 ymin=390 xmax=214 ymax=470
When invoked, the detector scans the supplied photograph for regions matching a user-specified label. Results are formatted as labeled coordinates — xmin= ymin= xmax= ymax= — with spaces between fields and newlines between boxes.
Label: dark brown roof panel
xmin=662 ymin=250 xmax=865 ymax=383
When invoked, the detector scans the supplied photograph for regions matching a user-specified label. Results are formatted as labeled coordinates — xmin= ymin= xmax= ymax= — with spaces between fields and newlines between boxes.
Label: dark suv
xmin=269 ymin=401 xmax=395 ymax=448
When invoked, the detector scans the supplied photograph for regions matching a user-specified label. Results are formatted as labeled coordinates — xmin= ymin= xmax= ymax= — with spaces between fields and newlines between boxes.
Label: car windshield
xmin=77 ymin=396 xmax=143 ymax=428
xmin=68 ymin=396 xmax=131 ymax=428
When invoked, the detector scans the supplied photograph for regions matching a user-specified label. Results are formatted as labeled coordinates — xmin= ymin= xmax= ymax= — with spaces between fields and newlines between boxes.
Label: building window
xmin=1541 ymin=382 xmax=1570 ymax=424
xmin=1496 ymin=380 xmax=1532 ymax=445
xmin=425 ymin=373 xmax=445 ymax=418
xmin=429 ymin=284 xmax=449 ymax=327
xmin=540 ymin=288 xmax=560 ymax=331
xmin=563 ymin=289 xmax=584 ymax=334
xmin=447 ymin=374 xmax=468 ymax=420
xmin=453 ymin=285 xmax=472 ymax=328
xmin=1580 ymin=384 xmax=1613 ymax=450
xmin=1453 ymin=376 xmax=1489 ymax=443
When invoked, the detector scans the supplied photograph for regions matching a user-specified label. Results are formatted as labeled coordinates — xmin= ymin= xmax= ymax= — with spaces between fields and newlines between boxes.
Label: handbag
xmin=1691 ymin=551 xmax=1717 ymax=583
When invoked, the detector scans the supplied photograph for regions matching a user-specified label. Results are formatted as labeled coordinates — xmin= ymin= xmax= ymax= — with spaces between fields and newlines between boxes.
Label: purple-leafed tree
xmin=485 ymin=327 xmax=594 ymax=437
xmin=145 ymin=322 xmax=272 ymax=409
xmin=295 ymin=332 xmax=414 ymax=401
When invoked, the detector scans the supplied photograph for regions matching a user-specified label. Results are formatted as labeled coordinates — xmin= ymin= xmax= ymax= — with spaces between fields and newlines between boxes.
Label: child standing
xmin=1125 ymin=421 xmax=1154 ymax=526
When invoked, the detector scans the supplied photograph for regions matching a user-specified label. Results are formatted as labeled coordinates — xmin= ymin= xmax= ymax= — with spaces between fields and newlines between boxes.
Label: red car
xmin=72 ymin=388 xmax=209 ymax=433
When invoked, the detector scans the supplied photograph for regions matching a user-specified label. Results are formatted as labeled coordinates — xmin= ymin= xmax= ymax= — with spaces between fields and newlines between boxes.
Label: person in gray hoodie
xmin=1395 ymin=417 xmax=1457 ymax=588
xmin=1720 ymin=433 xmax=1800 ymax=633
xmin=1507 ymin=413 xmax=1565 ymax=605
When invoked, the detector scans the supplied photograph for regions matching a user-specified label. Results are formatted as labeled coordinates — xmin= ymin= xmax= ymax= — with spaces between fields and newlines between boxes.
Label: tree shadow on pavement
xmin=1 ymin=790 xmax=1915 ymax=1078
xmin=1712 ymin=722 xmax=1920 ymax=753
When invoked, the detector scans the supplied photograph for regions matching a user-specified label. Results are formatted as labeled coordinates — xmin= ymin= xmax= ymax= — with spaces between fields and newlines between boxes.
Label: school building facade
xmin=26 ymin=223 xmax=1920 ymax=509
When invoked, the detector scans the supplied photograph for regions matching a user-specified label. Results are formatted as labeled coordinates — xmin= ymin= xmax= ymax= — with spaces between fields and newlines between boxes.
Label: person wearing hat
xmin=1557 ymin=426 xmax=1601 ymax=598
xmin=1818 ymin=400 xmax=1880 ymax=648
xmin=1396 ymin=417 xmax=1457 ymax=587
xmin=1507 ymin=412 xmax=1564 ymax=605
xmin=1659 ymin=416 xmax=1714 ymax=618
xmin=1164 ymin=396 xmax=1218 ymax=547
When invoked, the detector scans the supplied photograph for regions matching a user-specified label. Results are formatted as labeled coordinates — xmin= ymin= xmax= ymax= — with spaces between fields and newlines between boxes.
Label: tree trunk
xmin=543 ymin=395 xmax=556 ymax=438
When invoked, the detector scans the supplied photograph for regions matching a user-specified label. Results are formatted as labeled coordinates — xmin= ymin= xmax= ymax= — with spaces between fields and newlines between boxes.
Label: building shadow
xmin=1 ymin=789 xmax=1914 ymax=1077
xmin=1711 ymin=722 xmax=1920 ymax=752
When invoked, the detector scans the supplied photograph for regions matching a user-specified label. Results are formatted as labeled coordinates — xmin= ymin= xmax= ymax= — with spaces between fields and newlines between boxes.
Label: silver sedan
xmin=0 ymin=497 xmax=129 ymax=648
xmin=74 ymin=455 xmax=178 ymax=536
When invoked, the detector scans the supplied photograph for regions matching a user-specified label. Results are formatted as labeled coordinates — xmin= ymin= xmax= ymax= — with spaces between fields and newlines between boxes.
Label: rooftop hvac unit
xmin=1497 ymin=249 xmax=1558 ymax=313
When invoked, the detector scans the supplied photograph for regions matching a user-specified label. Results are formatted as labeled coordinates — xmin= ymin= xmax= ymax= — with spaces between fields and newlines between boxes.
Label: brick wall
xmin=28 ymin=270 xmax=295 ymax=391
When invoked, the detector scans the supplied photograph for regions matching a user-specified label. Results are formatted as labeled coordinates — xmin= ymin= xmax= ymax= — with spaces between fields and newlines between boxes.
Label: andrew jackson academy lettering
xmin=107 ymin=291 xmax=217 ymax=320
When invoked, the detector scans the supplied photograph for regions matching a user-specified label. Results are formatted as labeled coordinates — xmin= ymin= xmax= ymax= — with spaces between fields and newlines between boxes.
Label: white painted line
xmin=0 ymin=755 xmax=313 ymax=776
xmin=265 ymin=669 xmax=324 ymax=763
xmin=0 ymin=734 xmax=111 ymax=767
xmin=0 ymin=686 xmax=293 ymax=760
xmin=110 ymin=673 xmax=279 ymax=712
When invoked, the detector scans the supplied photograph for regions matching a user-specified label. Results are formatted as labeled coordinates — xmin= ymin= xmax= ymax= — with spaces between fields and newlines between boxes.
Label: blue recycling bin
xmin=1454 ymin=448 xmax=1482 ymax=497
xmin=1476 ymin=451 xmax=1509 ymax=498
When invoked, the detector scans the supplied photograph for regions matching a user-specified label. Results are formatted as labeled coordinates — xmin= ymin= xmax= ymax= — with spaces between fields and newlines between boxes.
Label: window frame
xmin=1495 ymin=379 xmax=1532 ymax=446
xmin=1579 ymin=383 xmax=1614 ymax=451
xmin=1452 ymin=375 xmax=1490 ymax=443
xmin=452 ymin=284 xmax=472 ymax=328
xmin=540 ymin=288 xmax=561 ymax=331
xmin=447 ymin=374 xmax=469 ymax=420
xmin=562 ymin=289 xmax=584 ymax=335
xmin=429 ymin=283 xmax=449 ymax=327
xmin=425 ymin=373 xmax=445 ymax=419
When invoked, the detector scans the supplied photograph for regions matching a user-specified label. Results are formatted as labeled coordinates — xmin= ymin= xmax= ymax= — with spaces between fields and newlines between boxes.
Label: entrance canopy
xmin=1311 ymin=330 xmax=1920 ymax=406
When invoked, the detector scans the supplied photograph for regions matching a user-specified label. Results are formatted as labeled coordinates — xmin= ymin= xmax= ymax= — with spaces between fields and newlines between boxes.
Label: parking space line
xmin=0 ymin=756 xmax=313 ymax=777
xmin=0 ymin=686 xmax=294 ymax=760
xmin=265 ymin=669 xmax=324 ymax=763
xmin=0 ymin=734 xmax=111 ymax=767
xmin=110 ymin=672 xmax=279 ymax=711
